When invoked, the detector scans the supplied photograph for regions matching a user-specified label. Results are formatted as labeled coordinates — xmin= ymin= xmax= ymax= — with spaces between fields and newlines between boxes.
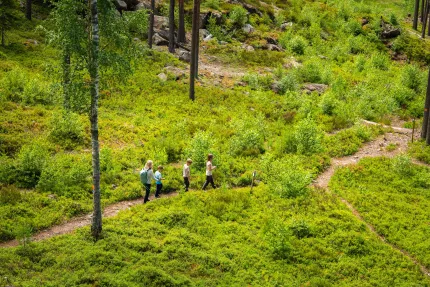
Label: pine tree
xmin=0 ymin=0 xmax=19 ymax=47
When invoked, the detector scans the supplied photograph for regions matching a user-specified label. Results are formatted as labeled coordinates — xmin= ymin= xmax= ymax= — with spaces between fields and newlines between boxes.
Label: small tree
xmin=178 ymin=0 xmax=185 ymax=43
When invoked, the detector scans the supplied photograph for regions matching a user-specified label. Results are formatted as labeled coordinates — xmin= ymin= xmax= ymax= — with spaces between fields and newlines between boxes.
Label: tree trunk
xmin=414 ymin=0 xmax=420 ymax=30
xmin=1 ymin=23 xmax=4 ymax=47
xmin=422 ymin=66 xmax=430 ymax=139
xmin=189 ymin=0 xmax=200 ymax=101
xmin=194 ymin=0 xmax=200 ymax=79
xmin=89 ymin=0 xmax=102 ymax=239
xmin=178 ymin=0 xmax=185 ymax=43
xmin=422 ymin=0 xmax=426 ymax=22
xmin=148 ymin=0 xmax=155 ymax=48
xmin=423 ymin=0 xmax=429 ymax=38
xmin=168 ymin=0 xmax=175 ymax=53
xmin=26 ymin=0 xmax=32 ymax=20
xmin=63 ymin=52 xmax=71 ymax=110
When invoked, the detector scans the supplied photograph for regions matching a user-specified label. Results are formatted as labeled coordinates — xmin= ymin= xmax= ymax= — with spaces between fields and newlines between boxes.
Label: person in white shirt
xmin=154 ymin=166 xmax=165 ymax=198
xmin=183 ymin=159 xmax=192 ymax=192
xmin=202 ymin=154 xmax=216 ymax=190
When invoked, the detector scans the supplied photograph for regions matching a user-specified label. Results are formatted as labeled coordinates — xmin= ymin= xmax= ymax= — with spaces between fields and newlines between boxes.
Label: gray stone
xmin=199 ymin=29 xmax=210 ymax=39
xmin=178 ymin=50 xmax=191 ymax=62
xmin=302 ymin=83 xmax=328 ymax=94
xmin=153 ymin=33 xmax=169 ymax=46
xmin=280 ymin=22 xmax=293 ymax=31
xmin=242 ymin=24 xmax=254 ymax=34
xmin=241 ymin=43 xmax=254 ymax=51
xmin=114 ymin=0 xmax=127 ymax=10
xmin=264 ymin=44 xmax=284 ymax=52
xmin=158 ymin=73 xmax=167 ymax=82
xmin=203 ymin=34 xmax=213 ymax=42
xmin=164 ymin=66 xmax=186 ymax=80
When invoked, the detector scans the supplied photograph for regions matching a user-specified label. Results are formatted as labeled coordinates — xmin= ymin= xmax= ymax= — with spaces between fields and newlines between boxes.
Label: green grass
xmin=0 ymin=186 xmax=429 ymax=286
xmin=330 ymin=156 xmax=430 ymax=268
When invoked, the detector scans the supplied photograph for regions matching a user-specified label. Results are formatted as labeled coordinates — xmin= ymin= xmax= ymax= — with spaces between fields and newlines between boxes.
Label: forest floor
xmin=0 ymin=120 xmax=425 ymax=250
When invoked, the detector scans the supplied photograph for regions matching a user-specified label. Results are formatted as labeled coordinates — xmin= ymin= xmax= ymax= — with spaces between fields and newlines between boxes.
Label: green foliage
xmin=401 ymin=64 xmax=422 ymax=93
xmin=290 ymin=36 xmax=307 ymax=55
xmin=330 ymin=157 xmax=430 ymax=267
xmin=295 ymin=116 xmax=323 ymax=155
xmin=228 ymin=6 xmax=248 ymax=27
xmin=265 ymin=220 xmax=294 ymax=259
xmin=279 ymin=73 xmax=299 ymax=94
xmin=242 ymin=73 xmax=273 ymax=90
xmin=15 ymin=142 xmax=50 ymax=188
xmin=203 ymin=0 xmax=221 ymax=10
xmin=229 ymin=114 xmax=265 ymax=157
xmin=124 ymin=9 xmax=149 ymax=38
xmin=371 ymin=52 xmax=389 ymax=70
xmin=184 ymin=131 xmax=215 ymax=171
xmin=48 ymin=111 xmax=85 ymax=149
xmin=207 ymin=16 xmax=231 ymax=42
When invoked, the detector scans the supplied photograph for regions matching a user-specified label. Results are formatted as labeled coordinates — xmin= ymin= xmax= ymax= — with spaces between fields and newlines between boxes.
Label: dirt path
xmin=0 ymin=192 xmax=178 ymax=248
xmin=312 ymin=125 xmax=430 ymax=277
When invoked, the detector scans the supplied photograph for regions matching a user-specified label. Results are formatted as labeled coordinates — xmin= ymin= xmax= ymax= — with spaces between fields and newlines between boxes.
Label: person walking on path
xmin=154 ymin=165 xmax=165 ymax=198
xmin=183 ymin=158 xmax=192 ymax=192
xmin=202 ymin=154 xmax=216 ymax=190
xmin=140 ymin=160 xmax=156 ymax=203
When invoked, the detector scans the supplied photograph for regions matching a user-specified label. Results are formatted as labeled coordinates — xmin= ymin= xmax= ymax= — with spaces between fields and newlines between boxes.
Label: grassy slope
xmin=330 ymin=157 xmax=430 ymax=268
xmin=1 ymin=186 xmax=429 ymax=286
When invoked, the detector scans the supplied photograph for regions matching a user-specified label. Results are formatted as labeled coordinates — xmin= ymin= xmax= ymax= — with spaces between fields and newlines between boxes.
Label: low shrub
xmin=49 ymin=111 xmax=85 ymax=149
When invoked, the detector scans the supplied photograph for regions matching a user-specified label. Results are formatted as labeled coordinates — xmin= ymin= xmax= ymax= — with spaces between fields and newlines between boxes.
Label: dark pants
xmin=144 ymin=184 xmax=151 ymax=203
xmin=155 ymin=183 xmax=162 ymax=197
xmin=202 ymin=175 xmax=216 ymax=190
xmin=184 ymin=177 xmax=189 ymax=191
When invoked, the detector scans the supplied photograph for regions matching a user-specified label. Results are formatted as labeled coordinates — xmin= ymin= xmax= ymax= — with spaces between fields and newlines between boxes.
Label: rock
xmin=265 ymin=36 xmax=278 ymax=45
xmin=157 ymin=73 xmax=167 ymax=82
xmin=133 ymin=37 xmax=140 ymax=42
xmin=48 ymin=194 xmax=57 ymax=200
xmin=203 ymin=34 xmax=213 ymax=42
xmin=178 ymin=50 xmax=191 ymax=62
xmin=271 ymin=82 xmax=280 ymax=93
xmin=302 ymin=83 xmax=328 ymax=94
xmin=165 ymin=66 xmax=187 ymax=80
xmin=114 ymin=0 xmax=127 ymax=11
xmin=153 ymin=33 xmax=169 ymax=46
xmin=283 ymin=58 xmax=302 ymax=68
xmin=241 ymin=43 xmax=254 ymax=51
xmin=242 ymin=24 xmax=254 ymax=34
xmin=154 ymin=15 xmax=169 ymax=30
xmin=319 ymin=55 xmax=328 ymax=59
xmin=361 ymin=17 xmax=369 ymax=26
xmin=263 ymin=44 xmax=284 ymax=52
xmin=381 ymin=28 xmax=401 ymax=39
xmin=219 ymin=41 xmax=228 ymax=45
xmin=112 ymin=184 xmax=118 ymax=189
xmin=199 ymin=29 xmax=210 ymax=39
xmin=241 ymin=2 xmax=262 ymax=16
xmin=280 ymin=22 xmax=293 ymax=31
xmin=24 ymin=39 xmax=38 ymax=46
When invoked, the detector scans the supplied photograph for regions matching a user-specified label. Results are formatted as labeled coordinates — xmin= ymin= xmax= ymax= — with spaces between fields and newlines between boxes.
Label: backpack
xmin=140 ymin=169 xmax=148 ymax=184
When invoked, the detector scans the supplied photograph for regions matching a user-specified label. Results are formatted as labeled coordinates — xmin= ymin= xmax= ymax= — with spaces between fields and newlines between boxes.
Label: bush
xmin=392 ymin=155 xmax=414 ymax=176
xmin=37 ymin=153 xmax=91 ymax=199
xmin=290 ymin=36 xmax=307 ymax=55
xmin=15 ymin=142 xmax=50 ymax=188
xmin=278 ymin=73 xmax=299 ymax=94
xmin=203 ymin=0 xmax=220 ymax=10
xmin=229 ymin=115 xmax=265 ymax=157
xmin=207 ymin=16 xmax=231 ymax=42
xmin=242 ymin=73 xmax=273 ymax=90
xmin=298 ymin=61 xmax=323 ymax=83
xmin=401 ymin=64 xmax=422 ymax=93
xmin=371 ymin=52 xmax=389 ymax=70
xmin=265 ymin=220 xmax=294 ymax=260
xmin=49 ymin=111 xmax=85 ymax=149
xmin=295 ymin=116 xmax=323 ymax=155
xmin=290 ymin=219 xmax=313 ymax=239
xmin=184 ymin=131 xmax=215 ymax=171
xmin=228 ymin=6 xmax=248 ymax=27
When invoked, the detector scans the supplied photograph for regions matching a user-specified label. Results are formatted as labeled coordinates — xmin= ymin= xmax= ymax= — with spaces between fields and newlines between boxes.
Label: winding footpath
xmin=1 ymin=121 xmax=430 ymax=278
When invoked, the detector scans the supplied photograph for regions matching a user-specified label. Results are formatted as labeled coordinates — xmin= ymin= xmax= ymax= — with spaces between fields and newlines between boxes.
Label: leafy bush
xmin=184 ymin=131 xmax=215 ymax=171
xmin=207 ymin=16 xmax=231 ymax=42
xmin=392 ymin=154 xmax=414 ymax=176
xmin=371 ymin=52 xmax=389 ymax=70
xmin=37 ymin=153 xmax=91 ymax=199
xmin=279 ymin=73 xmax=299 ymax=94
xmin=242 ymin=73 xmax=273 ymax=90
xmin=297 ymin=61 xmax=323 ymax=83
xmin=229 ymin=115 xmax=265 ymax=157
xmin=290 ymin=36 xmax=307 ymax=55
xmin=203 ymin=0 xmax=220 ymax=10
xmin=15 ymin=142 xmax=50 ymax=188
xmin=401 ymin=64 xmax=422 ymax=93
xmin=289 ymin=219 xmax=313 ymax=239
xmin=228 ymin=6 xmax=248 ymax=27
xmin=265 ymin=220 xmax=294 ymax=260
xmin=295 ymin=116 xmax=323 ymax=155
xmin=124 ymin=9 xmax=149 ymax=38
xmin=49 ymin=111 xmax=85 ymax=149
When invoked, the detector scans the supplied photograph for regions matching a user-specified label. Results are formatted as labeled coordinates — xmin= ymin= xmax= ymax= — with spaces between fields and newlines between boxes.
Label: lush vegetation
xmin=1 ymin=186 xmax=430 ymax=286
xmin=1 ymin=0 xmax=430 ymax=284
xmin=330 ymin=156 xmax=430 ymax=268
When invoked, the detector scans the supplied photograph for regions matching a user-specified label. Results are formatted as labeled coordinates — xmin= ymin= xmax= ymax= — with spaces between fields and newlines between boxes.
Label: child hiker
xmin=183 ymin=158 xmax=192 ymax=192
xmin=140 ymin=160 xmax=156 ymax=203
xmin=202 ymin=154 xmax=216 ymax=190
xmin=154 ymin=165 xmax=165 ymax=198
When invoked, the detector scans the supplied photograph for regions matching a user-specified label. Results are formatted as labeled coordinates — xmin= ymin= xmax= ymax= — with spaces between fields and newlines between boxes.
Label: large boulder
xmin=199 ymin=29 xmax=210 ymax=39
xmin=114 ymin=0 xmax=127 ymax=11
xmin=263 ymin=44 xmax=284 ymax=52
xmin=280 ymin=22 xmax=293 ymax=31
xmin=164 ymin=66 xmax=187 ymax=80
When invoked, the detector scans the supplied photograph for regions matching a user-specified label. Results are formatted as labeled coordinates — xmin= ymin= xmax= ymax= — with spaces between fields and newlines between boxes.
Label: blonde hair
xmin=144 ymin=160 xmax=153 ymax=170
xmin=158 ymin=165 xmax=163 ymax=170
xmin=186 ymin=158 xmax=193 ymax=163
